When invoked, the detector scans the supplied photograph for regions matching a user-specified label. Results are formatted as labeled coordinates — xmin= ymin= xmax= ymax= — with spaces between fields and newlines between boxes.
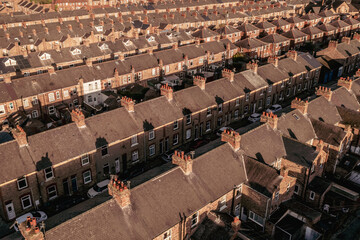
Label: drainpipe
xmin=263 ymin=197 xmax=270 ymax=232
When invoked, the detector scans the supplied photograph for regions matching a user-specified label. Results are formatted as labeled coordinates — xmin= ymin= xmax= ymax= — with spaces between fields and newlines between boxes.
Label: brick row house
xmin=0 ymin=50 xmax=322 ymax=221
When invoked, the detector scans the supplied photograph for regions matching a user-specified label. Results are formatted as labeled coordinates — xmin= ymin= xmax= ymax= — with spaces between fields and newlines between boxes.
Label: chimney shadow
xmin=36 ymin=152 xmax=52 ymax=171
xmin=287 ymin=128 xmax=297 ymax=140
xmin=255 ymin=152 xmax=265 ymax=164
xmin=215 ymin=95 xmax=224 ymax=105
xmin=143 ymin=119 xmax=154 ymax=131
xmin=182 ymin=107 xmax=192 ymax=116
xmin=95 ymin=137 xmax=109 ymax=149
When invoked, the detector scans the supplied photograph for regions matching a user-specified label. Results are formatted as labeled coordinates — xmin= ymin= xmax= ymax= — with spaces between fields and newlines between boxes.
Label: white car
xmin=161 ymin=152 xmax=174 ymax=162
xmin=248 ymin=113 xmax=261 ymax=123
xmin=266 ymin=104 xmax=282 ymax=113
xmin=14 ymin=211 xmax=47 ymax=231
xmin=217 ymin=127 xmax=234 ymax=136
xmin=87 ymin=179 xmax=110 ymax=198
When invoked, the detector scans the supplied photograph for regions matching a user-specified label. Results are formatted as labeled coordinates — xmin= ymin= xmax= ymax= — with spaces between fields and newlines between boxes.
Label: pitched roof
xmin=330 ymin=87 xmax=360 ymax=111
xmin=282 ymin=136 xmax=318 ymax=168
xmin=307 ymin=96 xmax=342 ymax=125
xmin=260 ymin=33 xmax=289 ymax=43
xmin=310 ymin=118 xmax=346 ymax=146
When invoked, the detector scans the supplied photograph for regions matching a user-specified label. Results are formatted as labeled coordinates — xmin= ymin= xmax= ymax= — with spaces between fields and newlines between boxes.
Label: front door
xmin=234 ymin=203 xmax=241 ymax=217
xmin=241 ymin=207 xmax=248 ymax=221
xmin=252 ymin=103 xmax=256 ymax=113
xmin=5 ymin=202 xmax=15 ymax=220
xmin=165 ymin=137 xmax=169 ymax=152
xmin=71 ymin=176 xmax=78 ymax=193
xmin=122 ymin=154 xmax=127 ymax=172
xmin=115 ymin=159 xmax=120 ymax=174
xmin=194 ymin=125 xmax=199 ymax=140
xmin=63 ymin=179 xmax=70 ymax=195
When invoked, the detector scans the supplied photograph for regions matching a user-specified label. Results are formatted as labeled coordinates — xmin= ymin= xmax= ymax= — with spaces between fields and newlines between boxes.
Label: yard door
xmin=5 ymin=202 xmax=16 ymax=220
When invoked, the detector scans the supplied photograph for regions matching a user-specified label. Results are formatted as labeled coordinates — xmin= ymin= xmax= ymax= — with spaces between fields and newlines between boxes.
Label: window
xmin=165 ymin=65 xmax=170 ymax=73
xmin=23 ymin=99 xmax=29 ymax=107
xmin=173 ymin=121 xmax=178 ymax=130
xmin=233 ymin=109 xmax=239 ymax=119
xmin=163 ymin=229 xmax=172 ymax=240
xmin=83 ymin=170 xmax=92 ymax=184
xmin=219 ymin=195 xmax=227 ymax=211
xmin=9 ymin=102 xmax=14 ymax=110
xmin=56 ymin=91 xmax=60 ymax=99
xmin=236 ymin=185 xmax=242 ymax=198
xmin=149 ymin=130 xmax=155 ymax=140
xmin=44 ymin=167 xmax=54 ymax=180
xmin=206 ymin=121 xmax=211 ymax=131
xmin=47 ymin=185 xmax=57 ymax=200
xmin=173 ymin=134 xmax=179 ymax=145
xmin=101 ymin=145 xmax=108 ymax=156
xmin=286 ymin=88 xmax=291 ymax=97
xmin=131 ymin=135 xmax=138 ymax=146
xmin=21 ymin=195 xmax=32 ymax=210
xmin=217 ymin=117 xmax=222 ymax=127
xmin=218 ymin=103 xmax=223 ymax=113
xmin=132 ymin=150 xmax=139 ymax=162
xmin=152 ymin=68 xmax=156 ymax=76
xmin=32 ymin=110 xmax=38 ymax=118
xmin=298 ymin=84 xmax=302 ymax=91
xmin=149 ymin=144 xmax=155 ymax=156
xmin=310 ymin=191 xmax=315 ymax=200
xmin=311 ymin=164 xmax=315 ymax=173
xmin=244 ymin=105 xmax=249 ymax=114
xmin=287 ymin=183 xmax=290 ymax=192
xmin=294 ymin=184 xmax=299 ymax=194
xmin=186 ymin=129 xmax=191 ymax=139
xmin=245 ymin=93 xmax=250 ymax=101
xmin=17 ymin=177 xmax=28 ymax=190
xmin=274 ymin=191 xmax=279 ymax=201
xmin=266 ymin=96 xmax=271 ymax=106
xmin=207 ymin=107 xmax=211 ymax=116
xmin=249 ymin=211 xmax=264 ymax=226
xmin=48 ymin=93 xmax=55 ymax=102
xmin=0 ymin=105 xmax=5 ymax=115
xmin=235 ymin=98 xmax=240 ymax=106
xmin=191 ymin=212 xmax=199 ymax=228
xmin=81 ymin=154 xmax=89 ymax=166
xmin=186 ymin=115 xmax=191 ymax=125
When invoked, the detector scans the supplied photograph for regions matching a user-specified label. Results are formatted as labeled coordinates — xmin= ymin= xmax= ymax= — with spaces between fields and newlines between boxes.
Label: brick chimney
xmin=328 ymin=40 xmax=338 ymax=49
xmin=172 ymin=150 xmax=193 ymax=175
xmin=18 ymin=216 xmax=44 ymax=240
xmin=341 ymin=37 xmax=350 ymax=44
xmin=12 ymin=125 xmax=28 ymax=147
xmin=48 ymin=66 xmax=55 ymax=75
xmin=121 ymin=96 xmax=135 ymax=112
xmin=172 ymin=42 xmax=178 ymax=50
xmin=291 ymin=98 xmax=309 ymax=114
xmin=221 ymin=129 xmax=241 ymax=151
xmin=286 ymin=50 xmax=297 ymax=61
xmin=193 ymin=75 xmax=206 ymax=90
xmin=260 ymin=112 xmax=278 ymax=129
xmin=222 ymin=68 xmax=234 ymax=82
xmin=85 ymin=58 xmax=92 ymax=67
xmin=246 ymin=62 xmax=258 ymax=74
xmin=71 ymin=108 xmax=86 ymax=128
xmin=68 ymin=24 xmax=73 ymax=32
xmin=316 ymin=139 xmax=324 ymax=152
xmin=231 ymin=217 xmax=241 ymax=233
xmin=267 ymin=56 xmax=279 ymax=67
xmin=353 ymin=33 xmax=360 ymax=41
xmin=337 ymin=77 xmax=352 ymax=90
xmin=160 ymin=83 xmax=173 ymax=101
xmin=108 ymin=176 xmax=131 ymax=208
xmin=316 ymin=86 xmax=332 ymax=101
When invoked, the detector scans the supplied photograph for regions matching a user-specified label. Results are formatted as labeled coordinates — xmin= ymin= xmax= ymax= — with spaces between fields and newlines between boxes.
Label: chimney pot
xmin=260 ymin=111 xmax=278 ymax=129
xmin=337 ymin=77 xmax=353 ymax=90
xmin=290 ymin=97 xmax=309 ymax=114
xmin=108 ymin=176 xmax=131 ymax=208
xmin=172 ymin=150 xmax=193 ymax=174
xmin=221 ymin=130 xmax=241 ymax=150
xmin=121 ymin=96 xmax=135 ymax=112
xmin=71 ymin=109 xmax=86 ymax=128
xmin=316 ymin=86 xmax=332 ymax=101
xmin=222 ymin=68 xmax=234 ymax=82
xmin=193 ymin=75 xmax=206 ymax=90
xmin=286 ymin=50 xmax=297 ymax=61
xmin=12 ymin=125 xmax=28 ymax=147
xmin=160 ymin=83 xmax=173 ymax=101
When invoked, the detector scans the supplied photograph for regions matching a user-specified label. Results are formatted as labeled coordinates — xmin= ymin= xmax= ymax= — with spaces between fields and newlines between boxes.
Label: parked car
xmin=266 ymin=104 xmax=282 ymax=113
xmin=217 ymin=127 xmax=234 ymax=136
xmin=161 ymin=152 xmax=174 ymax=162
xmin=87 ymin=179 xmax=110 ymax=198
xmin=14 ymin=211 xmax=47 ymax=231
xmin=189 ymin=139 xmax=210 ymax=151
xmin=248 ymin=113 xmax=261 ymax=123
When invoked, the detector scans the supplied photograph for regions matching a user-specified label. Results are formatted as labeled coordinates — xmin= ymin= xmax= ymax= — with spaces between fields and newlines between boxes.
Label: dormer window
xmin=39 ymin=53 xmax=51 ymax=61
xmin=4 ymin=58 xmax=17 ymax=66
xmin=71 ymin=48 xmax=81 ymax=55
xmin=124 ymin=40 xmax=132 ymax=46
xmin=147 ymin=36 xmax=155 ymax=42
xmin=99 ymin=43 xmax=109 ymax=51
xmin=95 ymin=26 xmax=103 ymax=32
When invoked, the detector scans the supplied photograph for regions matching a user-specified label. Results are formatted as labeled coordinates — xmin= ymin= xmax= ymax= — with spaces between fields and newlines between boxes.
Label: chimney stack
xmin=260 ymin=112 xmax=278 ymax=129
xmin=231 ymin=217 xmax=241 ymax=233
xmin=121 ymin=96 xmax=135 ymax=112
xmin=246 ymin=62 xmax=258 ymax=74
xmin=172 ymin=150 xmax=193 ymax=175
xmin=48 ymin=66 xmax=55 ymax=75
xmin=222 ymin=68 xmax=234 ymax=82
xmin=85 ymin=58 xmax=92 ymax=67
xmin=286 ymin=50 xmax=297 ymax=61
xmin=108 ymin=176 xmax=131 ymax=208
xmin=316 ymin=86 xmax=332 ymax=101
xmin=353 ymin=33 xmax=360 ymax=41
xmin=328 ymin=40 xmax=338 ymax=49
xmin=71 ymin=108 xmax=86 ymax=128
xmin=267 ymin=56 xmax=279 ymax=67
xmin=337 ymin=77 xmax=352 ymax=90
xmin=18 ymin=216 xmax=44 ymax=240
xmin=160 ymin=83 xmax=173 ymax=101
xmin=221 ymin=129 xmax=241 ymax=151
xmin=193 ymin=75 xmax=206 ymax=90
xmin=316 ymin=139 xmax=324 ymax=153
xmin=172 ymin=42 xmax=178 ymax=50
xmin=291 ymin=98 xmax=309 ymax=114
xmin=68 ymin=24 xmax=73 ymax=32
xmin=12 ymin=125 xmax=28 ymax=147
xmin=341 ymin=37 xmax=350 ymax=44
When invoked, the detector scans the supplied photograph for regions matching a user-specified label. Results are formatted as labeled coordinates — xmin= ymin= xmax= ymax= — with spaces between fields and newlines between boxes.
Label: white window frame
xmin=206 ymin=121 xmax=211 ymax=132
xmin=191 ymin=212 xmax=199 ymax=228
xmin=149 ymin=130 xmax=155 ymax=140
xmin=131 ymin=135 xmax=138 ymax=146
xmin=274 ymin=191 xmax=279 ymax=201
xmin=236 ymin=185 xmax=242 ymax=199
xmin=44 ymin=167 xmax=54 ymax=180
xmin=310 ymin=191 xmax=315 ymax=200
xmin=48 ymin=105 xmax=55 ymax=115
xmin=132 ymin=150 xmax=139 ymax=163
xmin=186 ymin=129 xmax=191 ymax=140
xmin=219 ymin=195 xmax=227 ymax=211
xmin=21 ymin=195 xmax=32 ymax=210
xmin=81 ymin=154 xmax=89 ymax=166
xmin=173 ymin=134 xmax=179 ymax=145
xmin=186 ymin=115 xmax=191 ymax=125
xmin=83 ymin=170 xmax=92 ymax=184
xmin=249 ymin=211 xmax=264 ymax=226
xmin=32 ymin=110 xmax=38 ymax=118
xmin=294 ymin=184 xmax=300 ymax=195
xmin=47 ymin=185 xmax=57 ymax=200
xmin=149 ymin=144 xmax=155 ymax=156
xmin=101 ymin=145 xmax=108 ymax=156
xmin=48 ymin=93 xmax=55 ymax=102
xmin=173 ymin=121 xmax=179 ymax=130
xmin=218 ymin=103 xmax=223 ymax=113
xmin=17 ymin=177 xmax=28 ymax=190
